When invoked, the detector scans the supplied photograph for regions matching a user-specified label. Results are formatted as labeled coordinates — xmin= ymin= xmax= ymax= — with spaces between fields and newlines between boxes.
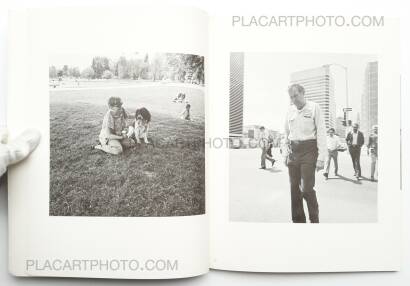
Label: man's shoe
xmin=260 ymin=167 xmax=266 ymax=170
xmin=323 ymin=173 xmax=328 ymax=180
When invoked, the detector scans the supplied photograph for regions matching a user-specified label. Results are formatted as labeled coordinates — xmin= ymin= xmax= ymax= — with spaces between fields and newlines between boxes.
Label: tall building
xmin=361 ymin=61 xmax=378 ymax=142
xmin=290 ymin=66 xmax=336 ymax=129
xmin=229 ymin=52 xmax=244 ymax=138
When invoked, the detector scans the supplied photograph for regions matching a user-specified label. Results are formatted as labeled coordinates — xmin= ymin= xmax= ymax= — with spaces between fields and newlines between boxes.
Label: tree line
xmin=49 ymin=53 xmax=205 ymax=84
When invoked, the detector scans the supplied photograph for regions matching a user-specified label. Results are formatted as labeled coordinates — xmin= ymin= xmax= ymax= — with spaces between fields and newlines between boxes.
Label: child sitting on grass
xmin=94 ymin=97 xmax=134 ymax=155
xmin=126 ymin=114 xmax=149 ymax=144
xmin=180 ymin=103 xmax=191 ymax=121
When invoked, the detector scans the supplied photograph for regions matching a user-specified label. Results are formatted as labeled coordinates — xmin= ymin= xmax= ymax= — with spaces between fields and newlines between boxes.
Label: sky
xmin=242 ymin=52 xmax=377 ymax=132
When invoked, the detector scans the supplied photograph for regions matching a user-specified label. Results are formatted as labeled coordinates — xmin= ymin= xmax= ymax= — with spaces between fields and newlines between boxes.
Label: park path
xmin=229 ymin=148 xmax=377 ymax=223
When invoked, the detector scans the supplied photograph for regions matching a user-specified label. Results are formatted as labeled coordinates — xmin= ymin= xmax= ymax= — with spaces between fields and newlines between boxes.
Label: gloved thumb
xmin=0 ymin=129 xmax=41 ymax=176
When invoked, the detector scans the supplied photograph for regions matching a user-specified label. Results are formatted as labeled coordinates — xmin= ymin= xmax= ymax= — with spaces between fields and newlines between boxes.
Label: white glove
xmin=0 ymin=128 xmax=41 ymax=177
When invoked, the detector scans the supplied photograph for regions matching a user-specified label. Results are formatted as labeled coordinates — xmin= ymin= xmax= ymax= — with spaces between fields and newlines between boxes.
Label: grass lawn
xmin=49 ymin=85 xmax=205 ymax=217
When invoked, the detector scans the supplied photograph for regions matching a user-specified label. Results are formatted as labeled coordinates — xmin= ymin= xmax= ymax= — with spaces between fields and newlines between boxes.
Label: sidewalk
xmin=229 ymin=148 xmax=377 ymax=223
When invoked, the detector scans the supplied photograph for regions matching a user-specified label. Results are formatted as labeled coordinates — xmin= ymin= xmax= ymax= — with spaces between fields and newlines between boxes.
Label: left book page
xmin=8 ymin=6 xmax=208 ymax=279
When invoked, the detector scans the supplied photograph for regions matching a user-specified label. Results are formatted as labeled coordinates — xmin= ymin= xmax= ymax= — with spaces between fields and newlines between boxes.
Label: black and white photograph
xmin=229 ymin=52 xmax=378 ymax=223
xmin=49 ymin=52 xmax=205 ymax=217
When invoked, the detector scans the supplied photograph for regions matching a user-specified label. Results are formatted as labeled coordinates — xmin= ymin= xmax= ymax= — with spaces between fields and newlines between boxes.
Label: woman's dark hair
xmin=108 ymin=97 xmax=123 ymax=108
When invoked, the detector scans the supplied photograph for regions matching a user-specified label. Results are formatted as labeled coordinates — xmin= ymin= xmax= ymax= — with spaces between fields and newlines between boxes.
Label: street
xmin=229 ymin=147 xmax=377 ymax=223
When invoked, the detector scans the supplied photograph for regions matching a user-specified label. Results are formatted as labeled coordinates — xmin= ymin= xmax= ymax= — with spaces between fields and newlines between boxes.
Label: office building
xmin=229 ymin=52 xmax=244 ymax=138
xmin=290 ymin=66 xmax=336 ymax=129
xmin=361 ymin=61 xmax=378 ymax=141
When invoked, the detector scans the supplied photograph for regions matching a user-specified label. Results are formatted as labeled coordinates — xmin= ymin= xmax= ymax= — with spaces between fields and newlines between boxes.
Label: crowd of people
xmin=257 ymin=83 xmax=378 ymax=224
xmin=259 ymin=121 xmax=378 ymax=181
xmin=324 ymin=121 xmax=378 ymax=181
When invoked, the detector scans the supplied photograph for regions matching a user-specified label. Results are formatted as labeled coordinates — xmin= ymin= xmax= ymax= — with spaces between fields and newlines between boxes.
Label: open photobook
xmin=7 ymin=6 xmax=401 ymax=279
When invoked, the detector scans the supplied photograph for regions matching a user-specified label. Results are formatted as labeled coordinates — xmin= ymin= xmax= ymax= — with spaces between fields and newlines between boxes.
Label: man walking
xmin=259 ymin=126 xmax=275 ymax=169
xmin=284 ymin=84 xmax=327 ymax=223
xmin=346 ymin=123 xmax=364 ymax=179
xmin=323 ymin=128 xmax=341 ymax=179
xmin=345 ymin=120 xmax=353 ymax=139
xmin=367 ymin=125 xmax=378 ymax=181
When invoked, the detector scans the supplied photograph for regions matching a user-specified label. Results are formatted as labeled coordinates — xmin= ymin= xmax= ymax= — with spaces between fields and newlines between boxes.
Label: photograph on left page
xmin=49 ymin=52 xmax=205 ymax=217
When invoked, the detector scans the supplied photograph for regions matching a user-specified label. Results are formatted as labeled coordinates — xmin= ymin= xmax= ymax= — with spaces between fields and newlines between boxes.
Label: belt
xmin=290 ymin=139 xmax=317 ymax=145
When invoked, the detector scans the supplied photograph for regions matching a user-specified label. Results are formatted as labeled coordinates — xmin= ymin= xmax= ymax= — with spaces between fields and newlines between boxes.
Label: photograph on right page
xmin=229 ymin=52 xmax=378 ymax=223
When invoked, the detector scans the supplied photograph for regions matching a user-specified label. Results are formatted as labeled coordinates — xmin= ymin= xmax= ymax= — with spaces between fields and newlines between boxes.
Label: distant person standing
xmin=323 ymin=128 xmax=341 ymax=179
xmin=345 ymin=120 xmax=353 ymax=139
xmin=367 ymin=125 xmax=378 ymax=181
xmin=346 ymin=123 xmax=364 ymax=179
xmin=284 ymin=84 xmax=327 ymax=223
xmin=259 ymin=126 xmax=275 ymax=169
xmin=266 ymin=136 xmax=276 ymax=167
xmin=180 ymin=102 xmax=191 ymax=120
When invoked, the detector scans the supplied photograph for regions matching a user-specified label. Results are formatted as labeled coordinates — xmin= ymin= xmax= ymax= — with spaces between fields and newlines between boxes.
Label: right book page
xmin=208 ymin=15 xmax=401 ymax=272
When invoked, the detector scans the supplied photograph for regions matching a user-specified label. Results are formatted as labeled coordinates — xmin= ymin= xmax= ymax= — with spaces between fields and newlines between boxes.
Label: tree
xmin=50 ymin=53 xmax=205 ymax=83
xmin=165 ymin=54 xmax=205 ymax=84
xmin=49 ymin=66 xmax=57 ymax=78
xmin=108 ymin=59 xmax=117 ymax=75
xmin=127 ymin=59 xmax=143 ymax=80
xmin=91 ymin=57 xmax=110 ymax=79
xmin=62 ymin=65 xmax=69 ymax=77
xmin=191 ymin=56 xmax=205 ymax=84
xmin=69 ymin=67 xmax=80 ymax=78
xmin=102 ymin=70 xmax=113 ymax=79
xmin=151 ymin=54 xmax=166 ymax=81
xmin=166 ymin=53 xmax=190 ymax=82
xmin=81 ymin=67 xmax=95 ymax=79
xmin=137 ymin=54 xmax=150 ymax=80
xmin=117 ymin=57 xmax=129 ymax=79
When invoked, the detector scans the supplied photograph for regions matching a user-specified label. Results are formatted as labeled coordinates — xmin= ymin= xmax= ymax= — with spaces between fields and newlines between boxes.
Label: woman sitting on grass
xmin=94 ymin=97 xmax=134 ymax=155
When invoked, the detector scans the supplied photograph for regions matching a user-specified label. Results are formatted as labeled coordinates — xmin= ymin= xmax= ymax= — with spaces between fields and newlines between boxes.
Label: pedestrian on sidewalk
xmin=284 ymin=84 xmax=327 ymax=223
xmin=323 ymin=128 xmax=341 ymax=179
xmin=266 ymin=136 xmax=276 ymax=167
xmin=367 ymin=125 xmax=378 ymax=181
xmin=345 ymin=120 xmax=353 ymax=139
xmin=346 ymin=123 xmax=364 ymax=179
xmin=259 ymin=126 xmax=275 ymax=169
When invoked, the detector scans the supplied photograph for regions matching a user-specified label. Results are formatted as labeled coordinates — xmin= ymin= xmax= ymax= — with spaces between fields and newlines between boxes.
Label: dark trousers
xmin=261 ymin=148 xmax=274 ymax=168
xmin=287 ymin=140 xmax=319 ymax=223
xmin=348 ymin=145 xmax=361 ymax=176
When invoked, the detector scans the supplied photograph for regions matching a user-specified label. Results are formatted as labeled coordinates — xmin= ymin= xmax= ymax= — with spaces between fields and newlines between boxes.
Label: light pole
xmin=323 ymin=63 xmax=349 ymax=120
